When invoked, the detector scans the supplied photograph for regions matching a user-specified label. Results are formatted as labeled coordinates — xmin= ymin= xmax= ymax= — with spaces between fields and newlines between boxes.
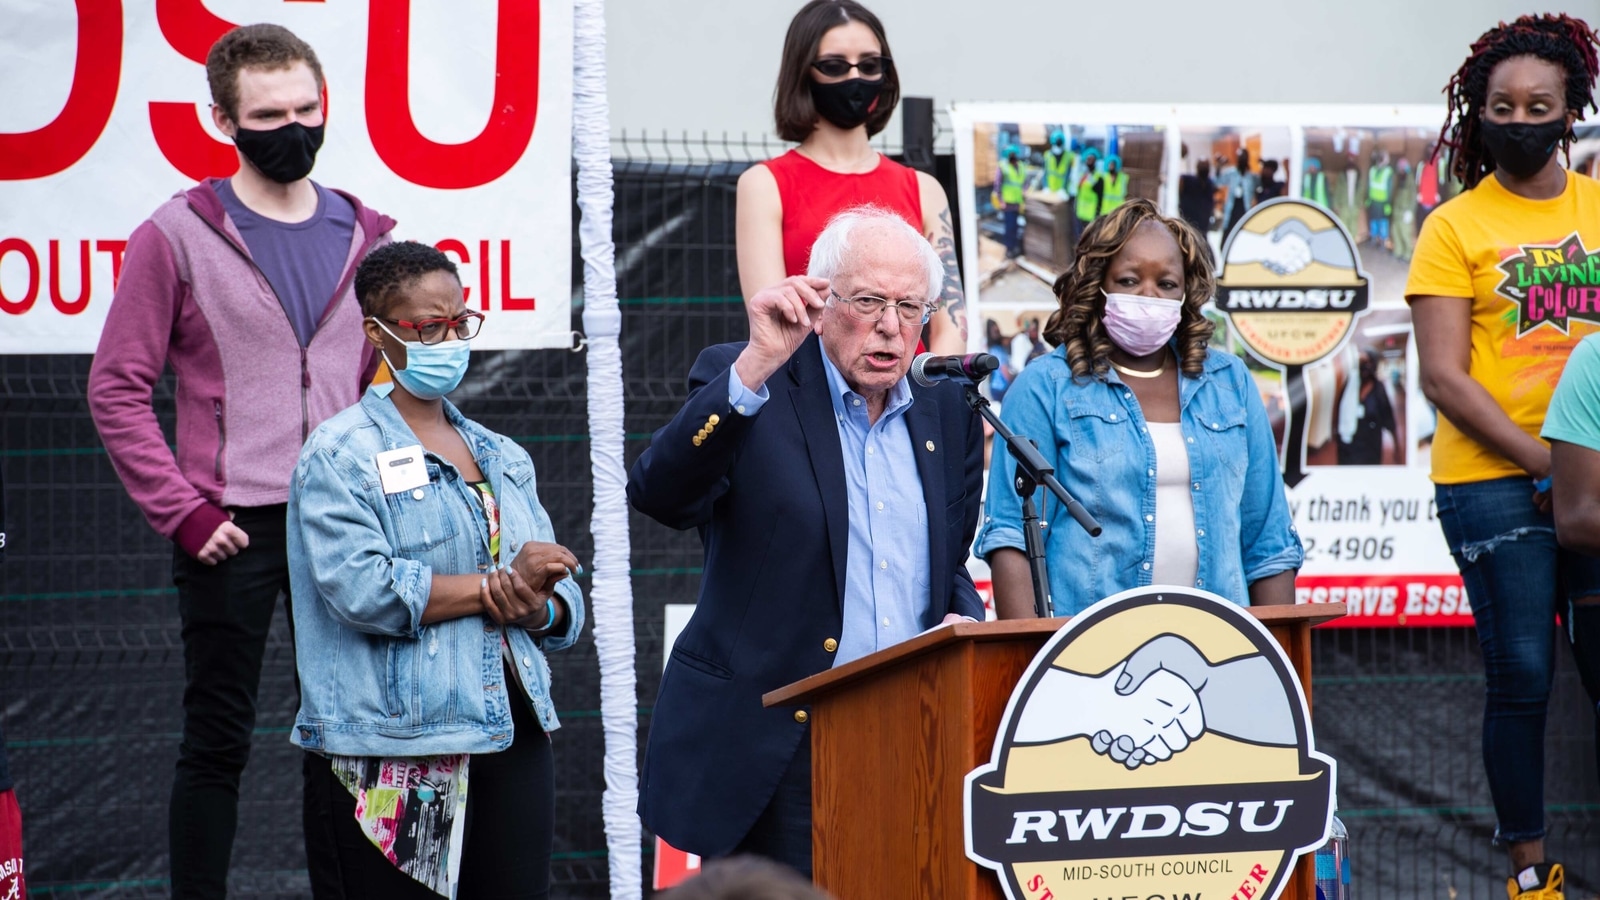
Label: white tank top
xmin=1148 ymin=422 xmax=1199 ymax=586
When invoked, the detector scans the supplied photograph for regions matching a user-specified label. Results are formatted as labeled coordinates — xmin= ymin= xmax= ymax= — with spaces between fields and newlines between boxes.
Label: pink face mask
xmin=1101 ymin=290 xmax=1183 ymax=357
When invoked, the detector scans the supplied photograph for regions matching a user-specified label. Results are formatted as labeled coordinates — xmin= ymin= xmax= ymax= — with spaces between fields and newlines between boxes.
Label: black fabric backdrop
xmin=1 ymin=154 xmax=1597 ymax=898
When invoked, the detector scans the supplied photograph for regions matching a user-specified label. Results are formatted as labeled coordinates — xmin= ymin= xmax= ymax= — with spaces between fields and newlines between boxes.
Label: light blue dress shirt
xmin=728 ymin=346 xmax=932 ymax=665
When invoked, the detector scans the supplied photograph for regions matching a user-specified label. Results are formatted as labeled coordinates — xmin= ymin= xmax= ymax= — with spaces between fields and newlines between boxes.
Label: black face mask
xmin=809 ymin=77 xmax=884 ymax=131
xmin=232 ymin=121 xmax=325 ymax=183
xmin=1481 ymin=118 xmax=1567 ymax=180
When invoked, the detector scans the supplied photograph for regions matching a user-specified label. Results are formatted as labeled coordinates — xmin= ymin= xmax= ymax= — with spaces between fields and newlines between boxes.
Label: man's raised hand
xmin=734 ymin=276 xmax=829 ymax=393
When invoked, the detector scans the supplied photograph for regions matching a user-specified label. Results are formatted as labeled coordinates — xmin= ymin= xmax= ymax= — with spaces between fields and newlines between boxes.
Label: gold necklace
xmin=1111 ymin=358 xmax=1166 ymax=379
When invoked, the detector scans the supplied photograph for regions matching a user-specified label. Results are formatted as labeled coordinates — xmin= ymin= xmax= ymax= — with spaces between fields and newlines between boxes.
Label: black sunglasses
xmin=810 ymin=55 xmax=892 ymax=79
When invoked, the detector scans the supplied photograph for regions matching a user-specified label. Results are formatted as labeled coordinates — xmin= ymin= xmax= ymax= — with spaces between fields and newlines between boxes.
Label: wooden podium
xmin=763 ymin=604 xmax=1343 ymax=900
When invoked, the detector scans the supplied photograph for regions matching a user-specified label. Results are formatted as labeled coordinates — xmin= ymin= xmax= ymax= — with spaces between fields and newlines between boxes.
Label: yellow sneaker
xmin=1507 ymin=863 xmax=1564 ymax=900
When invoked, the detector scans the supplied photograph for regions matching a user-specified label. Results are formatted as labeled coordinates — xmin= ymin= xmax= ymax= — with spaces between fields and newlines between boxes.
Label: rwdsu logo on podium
xmin=965 ymin=587 xmax=1336 ymax=900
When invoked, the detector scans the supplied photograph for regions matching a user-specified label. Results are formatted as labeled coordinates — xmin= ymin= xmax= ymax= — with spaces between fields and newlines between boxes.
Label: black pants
xmin=169 ymin=505 xmax=342 ymax=898
xmin=729 ymin=738 xmax=813 ymax=879
xmin=317 ymin=685 xmax=554 ymax=899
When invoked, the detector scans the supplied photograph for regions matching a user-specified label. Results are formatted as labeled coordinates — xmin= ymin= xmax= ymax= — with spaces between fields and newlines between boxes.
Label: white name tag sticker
xmin=376 ymin=445 xmax=430 ymax=495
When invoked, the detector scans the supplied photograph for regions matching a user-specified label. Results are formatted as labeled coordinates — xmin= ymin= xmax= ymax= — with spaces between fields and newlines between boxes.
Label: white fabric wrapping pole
xmin=572 ymin=0 xmax=641 ymax=896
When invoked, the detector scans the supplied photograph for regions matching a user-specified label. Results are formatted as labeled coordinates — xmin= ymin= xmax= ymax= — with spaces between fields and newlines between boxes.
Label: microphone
xmin=910 ymin=353 xmax=1000 ymax=388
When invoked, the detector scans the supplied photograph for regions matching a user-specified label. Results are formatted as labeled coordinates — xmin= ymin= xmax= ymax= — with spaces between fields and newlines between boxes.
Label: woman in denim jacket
xmin=287 ymin=241 xmax=584 ymax=898
xmin=980 ymin=200 xmax=1302 ymax=617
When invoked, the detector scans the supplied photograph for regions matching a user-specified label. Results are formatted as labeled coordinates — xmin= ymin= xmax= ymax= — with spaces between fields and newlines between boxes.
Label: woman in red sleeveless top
xmin=735 ymin=0 xmax=967 ymax=355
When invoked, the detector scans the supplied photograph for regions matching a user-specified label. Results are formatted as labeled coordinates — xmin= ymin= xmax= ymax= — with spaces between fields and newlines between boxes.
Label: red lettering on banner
xmin=500 ymin=240 xmax=535 ymax=310
xmin=479 ymin=239 xmax=492 ymax=310
xmin=0 ymin=239 xmax=42 ymax=314
xmin=0 ymin=0 xmax=123 ymax=180
xmin=97 ymin=240 xmax=128 ymax=289
xmin=149 ymin=0 xmax=241 ymax=181
xmin=156 ymin=0 xmax=231 ymax=65
xmin=0 ymin=235 xmax=532 ymax=323
xmin=50 ymin=240 xmax=92 ymax=314
xmin=365 ymin=0 xmax=541 ymax=189
xmin=149 ymin=104 xmax=242 ymax=181
xmin=435 ymin=239 xmax=472 ymax=303
xmin=1295 ymin=574 xmax=1472 ymax=627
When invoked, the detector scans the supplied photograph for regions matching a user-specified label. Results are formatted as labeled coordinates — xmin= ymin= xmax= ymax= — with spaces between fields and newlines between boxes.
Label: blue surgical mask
xmin=372 ymin=319 xmax=471 ymax=400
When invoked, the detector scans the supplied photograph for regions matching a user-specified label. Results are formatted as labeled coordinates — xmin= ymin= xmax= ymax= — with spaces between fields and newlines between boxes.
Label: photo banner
xmin=948 ymin=103 xmax=1504 ymax=627
xmin=0 ymin=0 xmax=573 ymax=353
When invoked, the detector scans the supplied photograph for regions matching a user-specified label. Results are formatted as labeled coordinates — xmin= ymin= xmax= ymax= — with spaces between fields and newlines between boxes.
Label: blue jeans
xmin=1002 ymin=206 xmax=1022 ymax=256
xmin=1435 ymin=478 xmax=1600 ymax=843
xmin=1367 ymin=203 xmax=1390 ymax=241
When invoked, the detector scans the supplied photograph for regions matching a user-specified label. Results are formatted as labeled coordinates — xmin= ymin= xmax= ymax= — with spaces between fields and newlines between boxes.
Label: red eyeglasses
xmin=378 ymin=312 xmax=486 ymax=345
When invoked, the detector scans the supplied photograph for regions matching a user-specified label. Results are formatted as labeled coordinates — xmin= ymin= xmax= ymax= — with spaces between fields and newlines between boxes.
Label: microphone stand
xmin=963 ymin=383 xmax=1101 ymax=619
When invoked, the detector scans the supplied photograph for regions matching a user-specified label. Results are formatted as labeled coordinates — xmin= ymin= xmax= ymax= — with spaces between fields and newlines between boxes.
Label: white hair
xmin=806 ymin=205 xmax=943 ymax=304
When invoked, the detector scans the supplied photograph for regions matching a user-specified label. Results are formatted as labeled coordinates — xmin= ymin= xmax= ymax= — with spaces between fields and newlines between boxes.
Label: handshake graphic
xmin=1226 ymin=218 xmax=1356 ymax=277
xmin=1013 ymin=634 xmax=1299 ymax=769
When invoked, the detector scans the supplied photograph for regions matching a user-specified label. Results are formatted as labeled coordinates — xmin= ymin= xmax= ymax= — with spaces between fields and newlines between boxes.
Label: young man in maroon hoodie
xmin=88 ymin=24 xmax=394 ymax=898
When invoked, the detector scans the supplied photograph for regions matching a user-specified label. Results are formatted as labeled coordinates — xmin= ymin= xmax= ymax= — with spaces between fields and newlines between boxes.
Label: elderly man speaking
xmin=628 ymin=206 xmax=986 ymax=877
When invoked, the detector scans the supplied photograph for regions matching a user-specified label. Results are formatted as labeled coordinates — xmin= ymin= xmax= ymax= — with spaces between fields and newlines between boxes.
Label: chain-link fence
xmin=3 ymin=128 xmax=1597 ymax=897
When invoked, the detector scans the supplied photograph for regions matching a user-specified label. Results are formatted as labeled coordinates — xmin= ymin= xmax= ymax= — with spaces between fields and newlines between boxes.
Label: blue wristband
xmin=1534 ymin=475 xmax=1553 ymax=493
xmin=534 ymin=597 xmax=557 ymax=632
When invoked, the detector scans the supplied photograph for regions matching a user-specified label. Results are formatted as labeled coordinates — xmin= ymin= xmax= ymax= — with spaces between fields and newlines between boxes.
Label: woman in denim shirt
xmin=288 ymin=242 xmax=584 ymax=898
xmin=979 ymin=200 xmax=1301 ymax=617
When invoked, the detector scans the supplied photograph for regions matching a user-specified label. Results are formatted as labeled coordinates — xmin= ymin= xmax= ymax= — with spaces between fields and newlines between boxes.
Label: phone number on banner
xmin=1300 ymin=534 xmax=1401 ymax=562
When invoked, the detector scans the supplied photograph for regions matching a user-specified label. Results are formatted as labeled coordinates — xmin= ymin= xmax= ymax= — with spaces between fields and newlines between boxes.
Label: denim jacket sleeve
xmin=977 ymin=361 xmax=1061 ymax=559
xmin=1233 ymin=361 xmax=1304 ymax=582
xmin=293 ymin=446 xmax=432 ymax=639
xmin=498 ymin=438 xmax=586 ymax=654
xmin=538 ymin=575 xmax=585 ymax=654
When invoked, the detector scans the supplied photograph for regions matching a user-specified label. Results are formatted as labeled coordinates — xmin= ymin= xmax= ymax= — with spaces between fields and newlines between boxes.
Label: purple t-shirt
xmin=216 ymin=179 xmax=357 ymax=347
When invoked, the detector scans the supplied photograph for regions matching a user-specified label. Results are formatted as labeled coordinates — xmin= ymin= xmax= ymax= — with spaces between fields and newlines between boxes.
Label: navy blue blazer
xmin=627 ymin=335 xmax=986 ymax=857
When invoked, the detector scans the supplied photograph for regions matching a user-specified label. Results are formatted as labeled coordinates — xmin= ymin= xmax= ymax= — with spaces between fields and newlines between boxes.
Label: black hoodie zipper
xmin=214 ymin=400 xmax=226 ymax=480
xmin=301 ymin=347 xmax=312 ymax=444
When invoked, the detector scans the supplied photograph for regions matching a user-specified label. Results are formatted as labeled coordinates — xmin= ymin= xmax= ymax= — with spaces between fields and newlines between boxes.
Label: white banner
xmin=0 ymin=0 xmax=572 ymax=353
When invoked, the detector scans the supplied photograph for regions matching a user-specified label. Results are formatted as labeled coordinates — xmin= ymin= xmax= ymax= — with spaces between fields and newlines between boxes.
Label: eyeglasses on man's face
xmin=828 ymin=289 xmax=932 ymax=326
xmin=810 ymin=55 xmax=892 ymax=79
xmin=378 ymin=312 xmax=486 ymax=344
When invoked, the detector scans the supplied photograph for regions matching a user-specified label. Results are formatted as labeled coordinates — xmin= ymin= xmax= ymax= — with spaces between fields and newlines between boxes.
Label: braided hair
xmin=1435 ymin=13 xmax=1600 ymax=189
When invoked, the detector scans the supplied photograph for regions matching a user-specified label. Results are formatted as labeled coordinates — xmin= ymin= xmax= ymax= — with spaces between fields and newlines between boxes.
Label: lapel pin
xmin=925 ymin=441 xmax=935 ymax=452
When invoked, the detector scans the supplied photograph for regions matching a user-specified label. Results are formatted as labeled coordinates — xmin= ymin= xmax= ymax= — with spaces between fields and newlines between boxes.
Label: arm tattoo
xmin=933 ymin=207 xmax=968 ymax=342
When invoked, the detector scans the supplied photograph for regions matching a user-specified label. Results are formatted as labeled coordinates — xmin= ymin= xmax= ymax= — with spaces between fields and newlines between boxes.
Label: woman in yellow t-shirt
xmin=1407 ymin=14 xmax=1600 ymax=899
